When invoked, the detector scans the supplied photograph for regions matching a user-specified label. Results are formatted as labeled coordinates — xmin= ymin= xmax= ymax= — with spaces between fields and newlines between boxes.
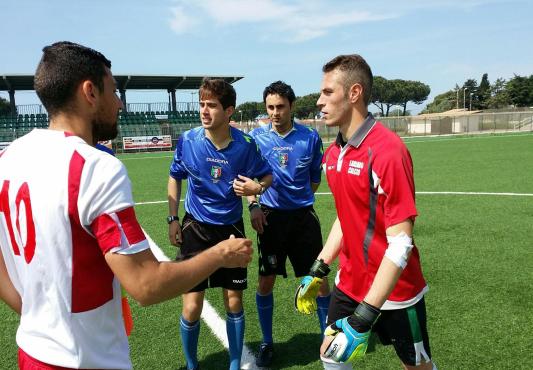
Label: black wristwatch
xmin=167 ymin=216 xmax=179 ymax=224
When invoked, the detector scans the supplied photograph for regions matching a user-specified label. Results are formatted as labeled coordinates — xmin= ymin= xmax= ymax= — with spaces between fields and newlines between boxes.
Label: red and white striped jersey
xmin=0 ymin=129 xmax=149 ymax=369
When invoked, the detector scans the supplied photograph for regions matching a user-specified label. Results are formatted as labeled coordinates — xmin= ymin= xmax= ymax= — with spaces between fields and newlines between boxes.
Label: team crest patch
xmin=211 ymin=165 xmax=222 ymax=182
xmin=278 ymin=153 xmax=289 ymax=167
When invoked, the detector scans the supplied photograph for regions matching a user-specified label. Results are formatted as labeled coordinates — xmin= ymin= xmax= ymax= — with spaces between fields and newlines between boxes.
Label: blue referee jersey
xmin=170 ymin=126 xmax=271 ymax=225
xmin=249 ymin=121 xmax=323 ymax=210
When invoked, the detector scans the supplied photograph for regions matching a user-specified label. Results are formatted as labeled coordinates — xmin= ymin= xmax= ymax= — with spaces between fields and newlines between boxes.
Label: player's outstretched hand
xmin=321 ymin=301 xmax=380 ymax=363
xmin=294 ymin=259 xmax=330 ymax=314
xmin=233 ymin=175 xmax=262 ymax=196
xmin=215 ymin=235 xmax=253 ymax=268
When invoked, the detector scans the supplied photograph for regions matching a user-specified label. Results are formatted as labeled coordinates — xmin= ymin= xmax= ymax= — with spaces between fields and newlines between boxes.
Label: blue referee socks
xmin=180 ymin=316 xmax=200 ymax=370
xmin=256 ymin=292 xmax=274 ymax=344
xmin=226 ymin=310 xmax=245 ymax=370
xmin=317 ymin=294 xmax=331 ymax=335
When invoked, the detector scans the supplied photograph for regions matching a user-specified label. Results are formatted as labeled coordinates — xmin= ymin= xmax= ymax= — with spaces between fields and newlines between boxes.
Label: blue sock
xmin=226 ymin=310 xmax=245 ymax=370
xmin=317 ymin=294 xmax=331 ymax=335
xmin=256 ymin=292 xmax=273 ymax=344
xmin=180 ymin=316 xmax=200 ymax=370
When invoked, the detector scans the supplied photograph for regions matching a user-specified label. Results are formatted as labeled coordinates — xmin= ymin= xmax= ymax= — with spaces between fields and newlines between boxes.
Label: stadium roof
xmin=0 ymin=74 xmax=243 ymax=91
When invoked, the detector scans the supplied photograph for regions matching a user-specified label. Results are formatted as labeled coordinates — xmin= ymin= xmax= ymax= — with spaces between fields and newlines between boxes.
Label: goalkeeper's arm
xmin=322 ymin=219 xmax=414 ymax=363
xmin=364 ymin=219 xmax=414 ymax=309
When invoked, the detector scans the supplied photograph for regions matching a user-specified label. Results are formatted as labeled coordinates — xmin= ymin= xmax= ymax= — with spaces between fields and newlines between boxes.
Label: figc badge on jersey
xmin=211 ymin=165 xmax=222 ymax=183
xmin=278 ymin=153 xmax=289 ymax=167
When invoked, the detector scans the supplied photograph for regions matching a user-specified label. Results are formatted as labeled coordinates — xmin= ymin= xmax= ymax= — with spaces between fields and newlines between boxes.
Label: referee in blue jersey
xmin=167 ymin=79 xmax=272 ymax=370
xmin=248 ymin=81 xmax=331 ymax=367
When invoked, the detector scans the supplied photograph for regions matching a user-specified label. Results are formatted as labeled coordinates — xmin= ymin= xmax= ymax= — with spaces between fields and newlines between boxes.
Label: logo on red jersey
xmin=348 ymin=160 xmax=364 ymax=176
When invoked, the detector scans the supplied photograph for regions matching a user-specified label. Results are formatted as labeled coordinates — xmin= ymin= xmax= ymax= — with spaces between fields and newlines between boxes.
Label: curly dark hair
xmin=262 ymin=81 xmax=296 ymax=105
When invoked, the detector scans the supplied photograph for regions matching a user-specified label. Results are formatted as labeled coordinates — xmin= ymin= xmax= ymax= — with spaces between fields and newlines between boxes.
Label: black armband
xmin=309 ymin=259 xmax=330 ymax=278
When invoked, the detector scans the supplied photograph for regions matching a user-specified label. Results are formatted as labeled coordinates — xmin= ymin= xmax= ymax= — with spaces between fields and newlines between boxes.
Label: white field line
xmin=142 ymin=230 xmax=258 ymax=370
xmin=322 ymin=131 xmax=533 ymax=145
xmin=136 ymin=191 xmax=533 ymax=206
xmin=416 ymin=191 xmax=533 ymax=197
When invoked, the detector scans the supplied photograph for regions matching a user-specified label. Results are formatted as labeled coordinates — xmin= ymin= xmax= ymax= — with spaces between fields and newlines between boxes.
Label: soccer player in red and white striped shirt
xmin=0 ymin=41 xmax=252 ymax=370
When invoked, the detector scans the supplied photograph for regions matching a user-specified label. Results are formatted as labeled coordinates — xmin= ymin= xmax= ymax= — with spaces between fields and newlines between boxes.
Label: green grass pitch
xmin=1 ymin=132 xmax=532 ymax=369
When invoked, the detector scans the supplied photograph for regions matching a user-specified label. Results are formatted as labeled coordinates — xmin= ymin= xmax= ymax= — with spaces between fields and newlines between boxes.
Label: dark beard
xmin=92 ymin=118 xmax=118 ymax=144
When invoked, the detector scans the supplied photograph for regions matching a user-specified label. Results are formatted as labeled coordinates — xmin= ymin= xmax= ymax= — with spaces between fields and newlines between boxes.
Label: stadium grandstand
xmin=0 ymin=74 xmax=242 ymax=150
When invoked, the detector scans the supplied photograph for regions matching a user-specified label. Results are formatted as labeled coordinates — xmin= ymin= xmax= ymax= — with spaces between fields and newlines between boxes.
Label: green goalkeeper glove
xmin=294 ymin=259 xmax=330 ymax=314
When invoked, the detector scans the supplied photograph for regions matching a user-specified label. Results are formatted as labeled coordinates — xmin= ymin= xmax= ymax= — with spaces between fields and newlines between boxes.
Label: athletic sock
xmin=317 ymin=294 xmax=331 ymax=335
xmin=180 ymin=316 xmax=200 ymax=370
xmin=256 ymin=292 xmax=274 ymax=344
xmin=226 ymin=310 xmax=245 ymax=370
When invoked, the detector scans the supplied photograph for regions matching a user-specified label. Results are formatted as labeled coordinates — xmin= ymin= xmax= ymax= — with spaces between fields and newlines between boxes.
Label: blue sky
xmin=1 ymin=0 xmax=531 ymax=114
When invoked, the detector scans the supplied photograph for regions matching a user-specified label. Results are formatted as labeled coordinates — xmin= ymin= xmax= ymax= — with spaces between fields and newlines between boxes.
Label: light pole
xmin=469 ymin=92 xmax=473 ymax=111
xmin=456 ymin=88 xmax=459 ymax=109
xmin=463 ymin=88 xmax=468 ymax=110
xmin=239 ymin=110 xmax=243 ymax=123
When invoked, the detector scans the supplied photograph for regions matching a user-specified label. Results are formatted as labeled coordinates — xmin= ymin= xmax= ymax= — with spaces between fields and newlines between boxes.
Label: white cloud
xmin=168 ymin=0 xmax=396 ymax=42
xmin=167 ymin=0 xmax=508 ymax=42
xmin=169 ymin=5 xmax=199 ymax=34
xmin=198 ymin=0 xmax=296 ymax=24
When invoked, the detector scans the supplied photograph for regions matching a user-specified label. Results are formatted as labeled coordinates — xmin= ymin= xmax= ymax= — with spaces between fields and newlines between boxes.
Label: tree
xmin=234 ymin=101 xmax=265 ymax=122
xmin=477 ymin=73 xmax=491 ymax=110
xmin=506 ymin=74 xmax=533 ymax=107
xmin=422 ymin=90 xmax=455 ymax=113
xmin=237 ymin=93 xmax=321 ymax=121
xmin=371 ymin=76 xmax=401 ymax=116
xmin=292 ymin=93 xmax=320 ymax=119
xmin=399 ymin=80 xmax=430 ymax=115
xmin=0 ymin=97 xmax=11 ymax=116
xmin=487 ymin=78 xmax=510 ymax=109
xmin=372 ymin=77 xmax=429 ymax=116
xmin=462 ymin=79 xmax=478 ymax=110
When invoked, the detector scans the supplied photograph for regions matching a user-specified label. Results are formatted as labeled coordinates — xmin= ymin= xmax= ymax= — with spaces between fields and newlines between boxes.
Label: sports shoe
xmin=256 ymin=342 xmax=274 ymax=367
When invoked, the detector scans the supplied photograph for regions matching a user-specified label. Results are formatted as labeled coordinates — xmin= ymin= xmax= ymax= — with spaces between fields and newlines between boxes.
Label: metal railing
xmin=3 ymin=104 xmax=532 ymax=151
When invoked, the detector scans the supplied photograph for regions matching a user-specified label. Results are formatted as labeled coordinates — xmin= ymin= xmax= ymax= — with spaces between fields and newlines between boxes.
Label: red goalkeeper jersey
xmin=323 ymin=115 xmax=428 ymax=309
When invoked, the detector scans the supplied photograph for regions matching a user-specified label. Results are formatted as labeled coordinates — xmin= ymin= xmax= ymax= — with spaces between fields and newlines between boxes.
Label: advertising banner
xmin=122 ymin=135 xmax=172 ymax=151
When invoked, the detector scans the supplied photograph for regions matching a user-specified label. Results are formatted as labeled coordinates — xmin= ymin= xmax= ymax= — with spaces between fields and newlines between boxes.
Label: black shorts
xmin=257 ymin=205 xmax=322 ymax=278
xmin=176 ymin=213 xmax=247 ymax=292
xmin=327 ymin=286 xmax=432 ymax=366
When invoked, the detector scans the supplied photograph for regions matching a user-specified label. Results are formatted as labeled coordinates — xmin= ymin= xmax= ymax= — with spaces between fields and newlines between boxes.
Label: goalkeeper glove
xmin=323 ymin=301 xmax=380 ymax=363
xmin=294 ymin=259 xmax=330 ymax=314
